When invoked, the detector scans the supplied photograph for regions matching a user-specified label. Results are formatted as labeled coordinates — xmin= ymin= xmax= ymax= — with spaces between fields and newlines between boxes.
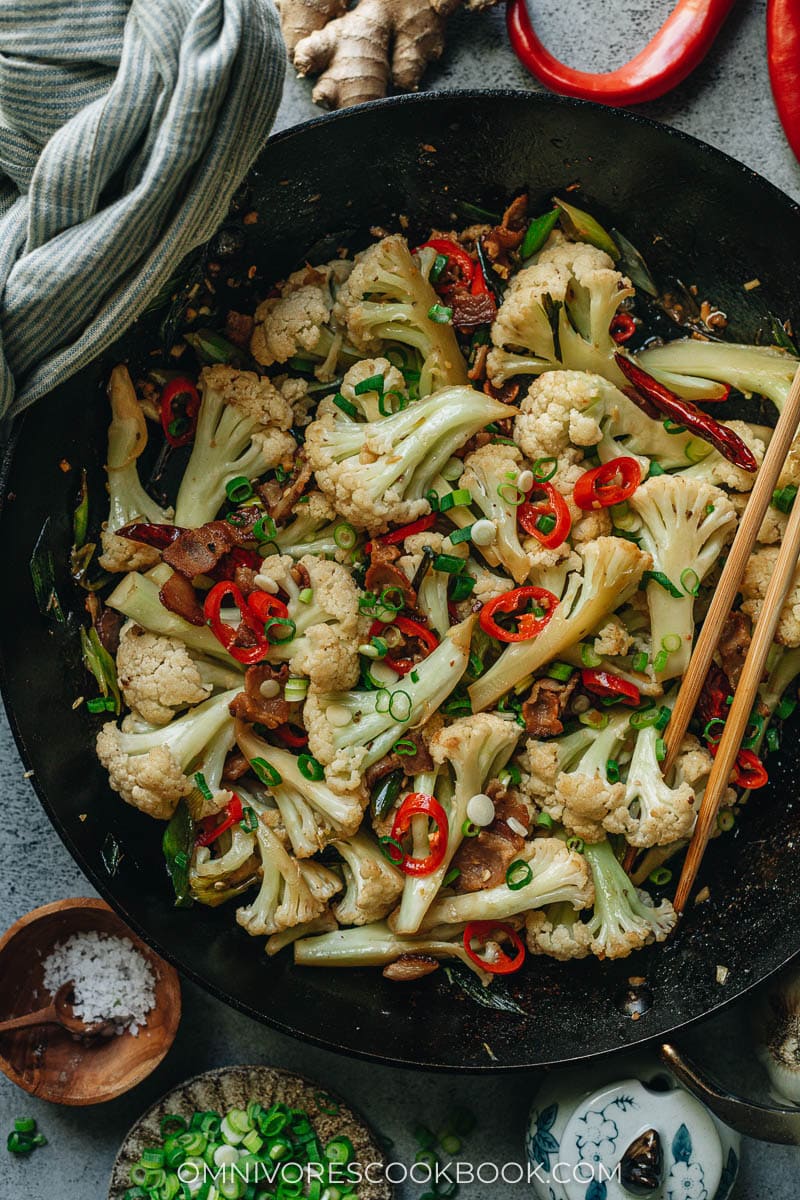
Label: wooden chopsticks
xmin=670 ymin=365 xmax=800 ymax=912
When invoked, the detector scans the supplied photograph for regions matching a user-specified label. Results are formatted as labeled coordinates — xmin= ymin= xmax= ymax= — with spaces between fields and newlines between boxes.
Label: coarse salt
xmin=42 ymin=931 xmax=155 ymax=1037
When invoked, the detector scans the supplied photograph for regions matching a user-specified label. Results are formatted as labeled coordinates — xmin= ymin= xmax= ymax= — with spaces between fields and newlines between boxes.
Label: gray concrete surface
xmin=2 ymin=0 xmax=800 ymax=1195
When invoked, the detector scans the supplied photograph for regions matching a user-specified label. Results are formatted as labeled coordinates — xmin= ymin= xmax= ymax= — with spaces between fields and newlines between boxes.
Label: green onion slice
xmin=251 ymin=758 xmax=282 ymax=787
xmin=225 ymin=476 xmax=254 ymax=503
xmin=506 ymin=859 xmax=533 ymax=890
xmin=298 ymin=754 xmax=325 ymax=781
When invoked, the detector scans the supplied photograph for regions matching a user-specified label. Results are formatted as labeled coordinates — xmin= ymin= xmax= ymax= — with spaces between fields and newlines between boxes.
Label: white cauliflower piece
xmin=741 ymin=547 xmax=800 ymax=646
xmin=250 ymin=260 xmax=352 ymax=368
xmin=526 ymin=906 xmax=592 ymax=961
xmin=594 ymin=617 xmax=634 ymax=657
xmin=339 ymin=358 xmax=407 ymax=422
xmin=514 ymin=370 xmax=623 ymax=461
xmin=679 ymin=420 xmax=766 ymax=491
xmin=96 ymin=732 xmax=189 ymax=820
xmin=332 ymin=831 xmax=405 ymax=926
xmin=116 ymin=625 xmax=213 ymax=726
xmin=236 ymin=822 xmax=342 ymax=937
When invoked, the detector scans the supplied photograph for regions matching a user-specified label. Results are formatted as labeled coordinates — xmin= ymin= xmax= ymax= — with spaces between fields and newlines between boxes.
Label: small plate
xmin=110 ymin=1065 xmax=394 ymax=1199
xmin=0 ymin=897 xmax=180 ymax=1104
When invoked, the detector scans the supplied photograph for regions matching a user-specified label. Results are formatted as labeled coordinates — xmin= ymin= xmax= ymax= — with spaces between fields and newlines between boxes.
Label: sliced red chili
xmin=573 ymin=457 xmax=642 ymax=510
xmin=204 ymin=581 xmax=271 ymax=665
xmin=416 ymin=238 xmax=475 ymax=287
xmin=365 ymin=514 xmax=438 ymax=555
xmin=615 ymin=354 xmax=758 ymax=471
xmin=247 ymin=590 xmax=290 ymax=624
xmin=209 ymin=547 xmax=263 ymax=582
xmin=195 ymin=794 xmax=244 ymax=847
xmin=369 ymin=615 xmax=439 ymax=677
xmin=463 ymin=920 xmax=526 ymax=975
xmin=470 ymin=261 xmax=490 ymax=296
xmin=610 ymin=312 xmax=637 ymax=343
xmin=160 ymin=377 xmax=201 ymax=448
xmin=479 ymin=586 xmax=558 ymax=643
xmin=732 ymin=748 xmax=769 ymax=789
xmin=581 ymin=668 xmax=641 ymax=707
xmin=274 ymin=723 xmax=308 ymax=748
xmin=389 ymin=792 xmax=449 ymax=876
xmin=517 ymin=481 xmax=572 ymax=548
xmin=116 ymin=521 xmax=182 ymax=549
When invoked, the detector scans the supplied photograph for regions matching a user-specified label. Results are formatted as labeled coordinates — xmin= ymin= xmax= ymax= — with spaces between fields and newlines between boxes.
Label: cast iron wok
xmin=2 ymin=91 xmax=800 ymax=1073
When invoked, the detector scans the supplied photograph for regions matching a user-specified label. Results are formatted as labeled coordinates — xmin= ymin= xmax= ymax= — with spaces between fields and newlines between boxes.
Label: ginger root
xmin=278 ymin=0 xmax=497 ymax=110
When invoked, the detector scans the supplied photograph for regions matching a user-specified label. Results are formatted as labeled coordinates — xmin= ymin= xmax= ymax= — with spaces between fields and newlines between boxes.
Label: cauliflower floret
xmin=99 ymin=532 xmax=161 ymax=574
xmin=277 ymin=374 xmax=314 ymax=427
xmin=741 ymin=547 xmax=800 ymax=646
xmin=594 ymin=617 xmax=634 ymax=658
xmin=116 ymin=625 xmax=212 ymax=725
xmin=236 ymin=822 xmax=342 ymax=937
xmin=526 ymin=905 xmax=591 ymax=961
xmin=554 ymin=458 xmax=613 ymax=543
xmin=339 ymin=358 xmax=407 ymax=422
xmin=524 ymin=538 xmax=582 ymax=597
xmin=332 ymin=831 xmax=404 ymax=926
xmin=551 ymin=774 xmax=627 ymax=843
xmin=583 ymin=838 xmax=677 ymax=958
xmin=458 ymin=443 xmax=533 ymax=583
xmin=514 ymin=370 xmax=621 ymax=461
xmin=604 ymin=723 xmax=696 ymax=847
xmin=252 ymin=553 xmax=368 ymax=689
xmin=679 ymin=420 xmax=766 ymax=491
xmin=96 ymin=730 xmax=190 ymax=820
xmin=250 ymin=260 xmax=353 ymax=369
xmin=730 ymin=491 xmax=786 ymax=546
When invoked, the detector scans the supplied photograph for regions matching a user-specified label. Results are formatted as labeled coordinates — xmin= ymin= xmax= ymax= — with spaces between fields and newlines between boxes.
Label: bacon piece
xmin=717 ymin=610 xmax=751 ymax=690
xmin=383 ymin=955 xmax=439 ymax=981
xmin=159 ymin=571 xmax=205 ymax=625
xmin=451 ymin=288 xmax=497 ymax=329
xmin=162 ymin=521 xmax=235 ymax=577
xmin=452 ymin=792 xmax=528 ymax=893
xmin=229 ymin=663 xmax=292 ymax=728
xmin=365 ymin=542 xmax=417 ymax=607
xmin=363 ymin=732 xmax=434 ymax=790
xmin=521 ymin=675 xmax=577 ymax=737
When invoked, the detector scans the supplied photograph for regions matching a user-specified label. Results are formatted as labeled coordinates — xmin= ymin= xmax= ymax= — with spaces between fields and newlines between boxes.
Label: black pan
xmin=2 ymin=90 xmax=800 ymax=1072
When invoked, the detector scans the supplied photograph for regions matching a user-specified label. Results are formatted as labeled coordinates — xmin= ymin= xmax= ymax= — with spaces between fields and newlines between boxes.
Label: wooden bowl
xmin=110 ymin=1065 xmax=393 ymax=1199
xmin=0 ymin=897 xmax=180 ymax=1105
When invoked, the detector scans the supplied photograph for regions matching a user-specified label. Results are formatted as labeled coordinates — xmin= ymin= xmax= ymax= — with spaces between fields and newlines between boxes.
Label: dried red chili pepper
xmin=573 ymin=457 xmax=642 ymax=510
xmin=195 ymin=794 xmax=244 ymax=847
xmin=204 ymin=581 xmax=273 ymax=665
xmin=506 ymin=0 xmax=735 ymax=106
xmin=388 ymin=792 xmax=449 ymax=876
xmin=116 ymin=521 xmax=181 ymax=549
xmin=581 ymin=668 xmax=641 ymax=707
xmin=517 ymin=481 xmax=572 ymax=549
xmin=610 ymin=313 xmax=637 ymax=343
xmin=479 ymin=586 xmax=558 ymax=642
xmin=160 ymin=377 xmax=201 ymax=448
xmin=615 ymin=354 xmax=758 ymax=471
xmin=463 ymin=920 xmax=526 ymax=975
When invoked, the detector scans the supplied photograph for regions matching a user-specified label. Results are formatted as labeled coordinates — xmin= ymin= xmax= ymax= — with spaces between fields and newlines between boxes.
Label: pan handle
xmin=660 ymin=1042 xmax=800 ymax=1144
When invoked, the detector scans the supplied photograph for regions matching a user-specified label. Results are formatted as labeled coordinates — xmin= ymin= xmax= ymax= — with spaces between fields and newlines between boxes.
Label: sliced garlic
xmin=325 ymin=703 xmax=352 ymax=728
xmin=259 ymin=679 xmax=281 ymax=699
xmin=254 ymin=574 xmax=279 ymax=594
xmin=466 ymin=792 xmax=495 ymax=827
xmin=471 ymin=519 xmax=497 ymax=547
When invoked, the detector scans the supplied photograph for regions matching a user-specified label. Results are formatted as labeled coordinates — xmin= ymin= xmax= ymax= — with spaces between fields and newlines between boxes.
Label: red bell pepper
xmin=581 ymin=668 xmax=641 ymax=707
xmin=768 ymin=0 xmax=800 ymax=162
xmin=615 ymin=354 xmax=758 ymax=472
xmin=506 ymin=0 xmax=736 ymax=107
xmin=160 ymin=377 xmax=201 ymax=448
xmin=573 ymin=458 xmax=642 ymax=510
xmin=388 ymin=792 xmax=449 ymax=876
xmin=517 ymin=481 xmax=572 ymax=549
xmin=479 ymin=586 xmax=558 ymax=643
xmin=204 ymin=581 xmax=275 ymax=665
xmin=195 ymin=794 xmax=244 ymax=848
xmin=463 ymin=920 xmax=526 ymax=975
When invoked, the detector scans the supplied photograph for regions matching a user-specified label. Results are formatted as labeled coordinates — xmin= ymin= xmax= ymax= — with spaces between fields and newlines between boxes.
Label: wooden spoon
xmin=0 ymin=981 xmax=116 ymax=1039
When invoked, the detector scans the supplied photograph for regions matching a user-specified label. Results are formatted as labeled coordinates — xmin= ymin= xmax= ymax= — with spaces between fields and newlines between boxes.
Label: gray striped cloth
xmin=0 ymin=0 xmax=285 ymax=418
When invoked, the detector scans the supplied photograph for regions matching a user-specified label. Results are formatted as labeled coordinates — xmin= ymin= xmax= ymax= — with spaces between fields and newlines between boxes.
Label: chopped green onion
xmin=661 ymin=634 xmax=682 ymax=653
xmin=251 ymin=758 xmax=282 ymax=787
xmin=447 ymin=524 xmax=474 ymax=545
xmin=375 ymin=688 xmax=392 ymax=713
xmin=579 ymin=709 xmax=608 ymax=730
xmin=297 ymin=587 xmax=314 ymax=605
xmin=680 ymin=568 xmax=700 ymax=596
xmin=632 ymin=651 xmax=649 ymax=673
xmin=606 ymin=758 xmax=620 ymax=783
xmin=440 ymin=488 xmax=472 ymax=511
xmin=521 ymin=208 xmax=560 ymax=259
xmin=253 ymin=514 xmax=276 ymax=542
xmin=580 ymin=642 xmax=602 ymax=668
xmin=389 ymin=690 xmax=412 ymax=722
xmin=554 ymin=197 xmax=619 ymax=259
xmin=532 ymin=456 xmax=558 ymax=482
xmin=379 ymin=836 xmax=404 ymax=864
xmin=86 ymin=696 xmax=115 ymax=713
xmin=655 ymin=737 xmax=666 ymax=762
xmin=566 ymin=836 xmax=585 ymax=853
xmin=410 ymin=669 xmax=420 ymax=683
xmin=547 ymin=661 xmax=574 ymax=682
xmin=652 ymin=649 xmax=670 ymax=673
xmin=380 ymin=586 xmax=405 ymax=612
xmin=663 ymin=418 xmax=687 ymax=435
xmin=655 ymin=705 xmax=671 ymax=731
xmin=333 ymin=392 xmax=359 ymax=418
xmin=536 ymin=812 xmax=554 ymax=829
xmin=717 ymin=810 xmax=735 ymax=832
xmin=393 ymin=738 xmax=417 ymax=756
xmin=497 ymin=481 xmax=526 ymax=506
xmin=433 ymin=553 xmax=465 ymax=574
xmin=334 ymin=522 xmax=357 ymax=550
xmin=649 ymin=867 xmax=672 ymax=886
xmin=380 ymin=389 xmax=407 ymax=416
xmin=450 ymin=574 xmax=476 ymax=601
xmin=777 ymin=696 xmax=797 ymax=719
xmin=461 ymin=819 xmax=480 ymax=838
xmin=773 ymin=484 xmax=798 ymax=513
xmin=642 ymin=570 xmax=682 ymax=598
xmin=685 ymin=438 xmax=713 ymax=463
xmin=443 ymin=867 xmax=461 ymax=887
xmin=742 ymin=713 xmax=765 ymax=749
xmin=498 ymin=763 xmax=522 ymax=788
xmin=535 ymin=513 xmax=557 ymax=534
xmin=428 ymin=303 xmax=453 ymax=323
xmin=225 ymin=476 xmax=254 ymax=503
xmin=354 ymin=373 xmax=384 ymax=395
xmin=284 ymin=676 xmax=308 ymax=703
xmin=506 ymin=860 xmax=533 ymax=890
xmin=264 ymin=616 xmax=296 ymax=644
xmin=430 ymin=253 xmax=448 ymax=282
xmin=298 ymin=754 xmax=325 ymax=781
xmin=194 ymin=772 xmax=213 ymax=801
xmin=767 ymin=726 xmax=780 ymax=753
xmin=239 ymin=806 xmax=259 ymax=832
xmin=629 ymin=704 xmax=657 ymax=729
xmin=648 ymin=462 xmax=666 ymax=477
xmin=14 ymin=1119 xmax=36 ymax=1135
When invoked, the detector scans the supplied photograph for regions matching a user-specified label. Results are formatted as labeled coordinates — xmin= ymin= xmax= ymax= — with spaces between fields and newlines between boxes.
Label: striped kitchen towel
xmin=0 ymin=0 xmax=285 ymax=418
